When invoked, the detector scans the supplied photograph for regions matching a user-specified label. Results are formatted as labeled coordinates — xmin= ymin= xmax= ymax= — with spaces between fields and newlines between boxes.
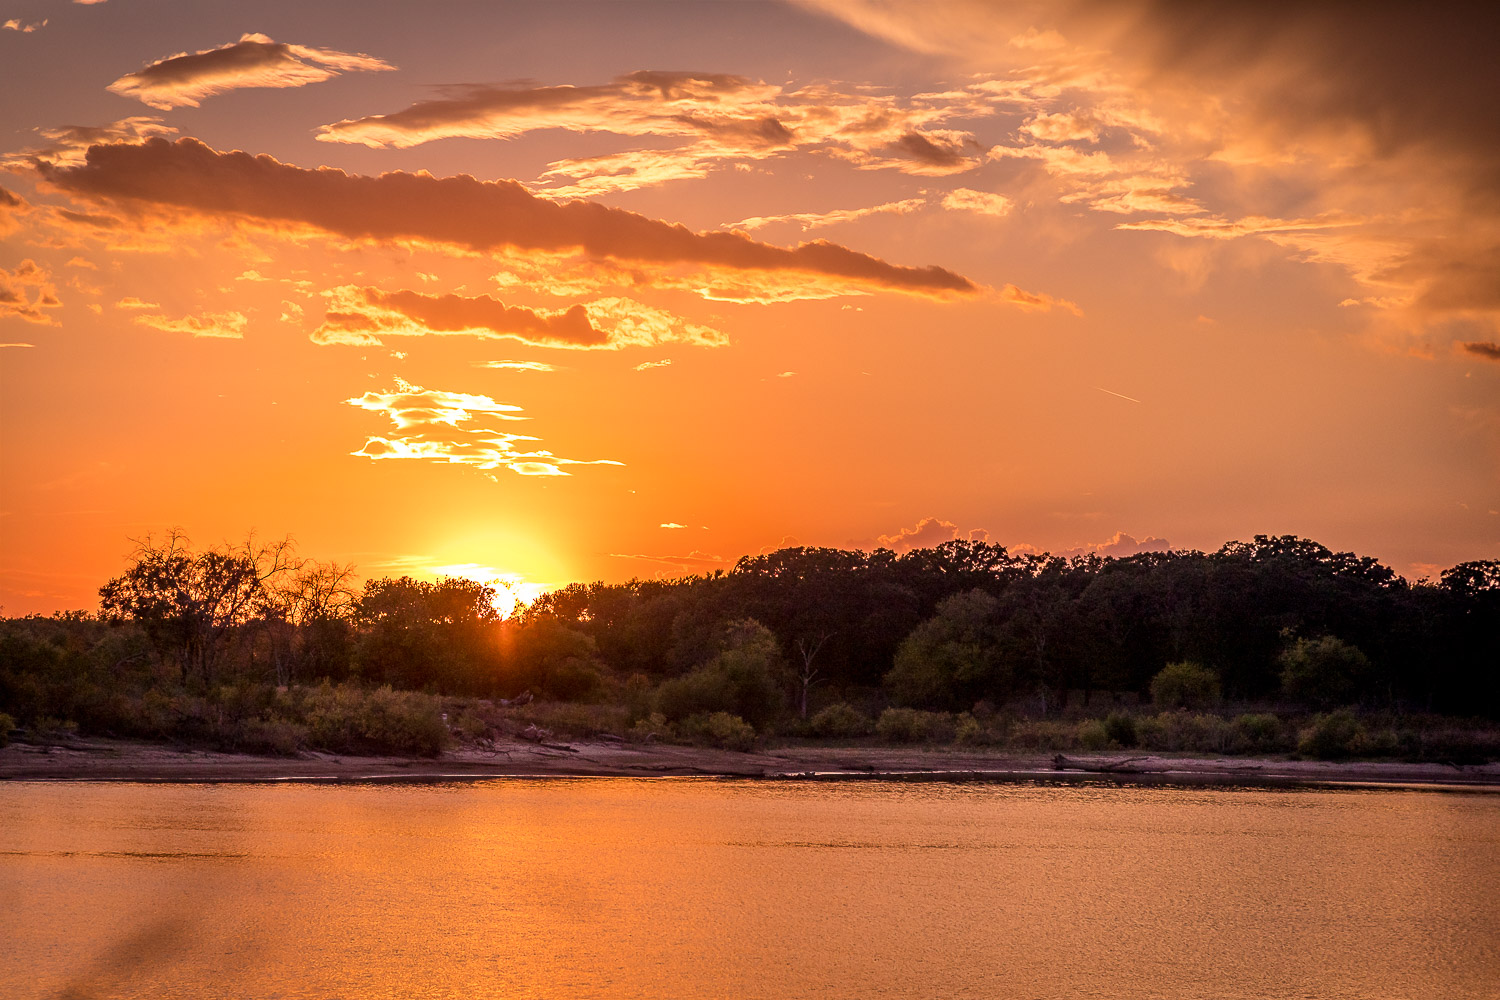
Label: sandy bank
xmin=2 ymin=735 xmax=1497 ymax=789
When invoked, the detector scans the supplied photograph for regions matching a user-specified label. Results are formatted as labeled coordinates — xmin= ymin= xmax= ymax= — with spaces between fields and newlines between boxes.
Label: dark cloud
xmin=42 ymin=138 xmax=977 ymax=296
xmin=1461 ymin=341 xmax=1500 ymax=362
xmin=107 ymin=33 xmax=393 ymax=109
xmin=315 ymin=287 xmax=605 ymax=347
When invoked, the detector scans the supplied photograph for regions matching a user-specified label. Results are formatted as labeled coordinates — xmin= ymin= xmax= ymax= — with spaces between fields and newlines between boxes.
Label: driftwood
xmin=1052 ymin=754 xmax=1156 ymax=774
xmin=499 ymin=691 xmax=533 ymax=707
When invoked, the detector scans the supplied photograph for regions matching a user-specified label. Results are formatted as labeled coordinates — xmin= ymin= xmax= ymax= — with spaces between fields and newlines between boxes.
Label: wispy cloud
xmin=134 ymin=311 xmax=246 ymax=339
xmin=346 ymin=378 xmax=622 ymax=477
xmin=107 ymin=33 xmax=393 ymax=110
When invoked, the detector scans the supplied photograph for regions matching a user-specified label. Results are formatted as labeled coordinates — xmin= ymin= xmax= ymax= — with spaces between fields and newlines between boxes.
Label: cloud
xmin=660 ymin=522 xmax=686 ymax=529
xmin=1461 ymin=342 xmax=1500 ymax=363
xmin=114 ymin=296 xmax=160 ymax=310
xmin=133 ymin=311 xmax=247 ymax=338
xmin=320 ymin=69 xmax=994 ymax=195
xmin=1000 ymin=283 xmax=1082 ymax=316
xmin=940 ymin=188 xmax=1012 ymax=216
xmin=635 ymin=358 xmax=671 ymax=371
xmin=479 ymin=360 xmax=557 ymax=372
xmin=107 ymin=33 xmax=393 ymax=110
xmin=725 ymin=197 xmax=925 ymax=232
xmin=318 ymin=70 xmax=784 ymax=148
xmin=41 ymin=138 xmax=978 ymax=299
xmin=346 ymin=378 xmax=621 ymax=477
xmin=2 ymin=18 xmax=47 ymax=32
xmin=607 ymin=550 xmax=732 ymax=575
xmin=1 ymin=342 xmax=37 ymax=348
xmin=313 ymin=286 xmax=604 ymax=348
xmin=876 ymin=516 xmax=964 ymax=552
xmin=1 ymin=117 xmax=176 ymax=170
xmin=0 ymin=260 xmax=62 ymax=325
xmin=0 ymin=185 xmax=24 ymax=234
xmin=312 ymin=286 xmax=727 ymax=350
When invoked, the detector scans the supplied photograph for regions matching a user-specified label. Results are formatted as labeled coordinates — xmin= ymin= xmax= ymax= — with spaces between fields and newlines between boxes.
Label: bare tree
xmin=795 ymin=633 xmax=833 ymax=719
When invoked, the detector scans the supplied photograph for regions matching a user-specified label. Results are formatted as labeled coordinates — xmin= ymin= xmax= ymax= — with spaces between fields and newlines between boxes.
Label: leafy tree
xmin=1279 ymin=635 xmax=1371 ymax=709
xmin=1150 ymin=661 xmax=1221 ymax=709
xmin=886 ymin=589 xmax=1006 ymax=709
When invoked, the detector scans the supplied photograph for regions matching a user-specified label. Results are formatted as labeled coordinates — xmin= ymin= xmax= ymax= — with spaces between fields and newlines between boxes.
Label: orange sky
xmin=2 ymin=0 xmax=1497 ymax=615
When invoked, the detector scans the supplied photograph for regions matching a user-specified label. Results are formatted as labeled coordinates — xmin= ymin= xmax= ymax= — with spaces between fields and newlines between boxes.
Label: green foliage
xmin=682 ymin=711 xmax=756 ymax=751
xmin=0 ymin=712 xmax=14 ymax=747
xmin=1103 ymin=711 xmax=1138 ymax=748
xmin=354 ymin=576 xmax=502 ymax=692
xmin=1231 ymin=713 xmax=1286 ymax=753
xmin=954 ymin=712 xmax=987 ymax=745
xmin=1279 ymin=635 xmax=1371 ymax=709
xmin=885 ymin=590 xmax=1007 ymax=709
xmin=809 ymin=702 xmax=870 ymax=738
xmin=1298 ymin=710 xmax=1367 ymax=759
xmin=299 ymin=682 xmax=448 ymax=756
xmin=1077 ymin=719 xmax=1112 ymax=750
xmin=655 ymin=622 xmax=785 ymax=728
xmin=1007 ymin=719 xmax=1078 ymax=750
xmin=875 ymin=707 xmax=954 ymax=744
xmin=1150 ymin=662 xmax=1222 ymax=709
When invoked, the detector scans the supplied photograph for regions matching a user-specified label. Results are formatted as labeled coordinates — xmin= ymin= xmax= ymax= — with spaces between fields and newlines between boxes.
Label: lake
xmin=2 ymin=779 xmax=1496 ymax=999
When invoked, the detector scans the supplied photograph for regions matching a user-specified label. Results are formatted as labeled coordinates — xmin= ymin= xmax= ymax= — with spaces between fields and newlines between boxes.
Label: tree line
xmin=1 ymin=532 xmax=1496 ymax=757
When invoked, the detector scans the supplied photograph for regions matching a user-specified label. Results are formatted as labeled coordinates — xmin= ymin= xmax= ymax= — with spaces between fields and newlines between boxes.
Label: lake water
xmin=1 ymin=779 xmax=1496 ymax=999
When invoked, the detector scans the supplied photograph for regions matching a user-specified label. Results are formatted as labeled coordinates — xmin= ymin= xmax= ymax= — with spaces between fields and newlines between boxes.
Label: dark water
xmin=1 ymin=780 xmax=1496 ymax=999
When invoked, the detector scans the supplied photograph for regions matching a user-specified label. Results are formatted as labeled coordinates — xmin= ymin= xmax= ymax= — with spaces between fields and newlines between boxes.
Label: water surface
xmin=2 ymin=780 xmax=1495 ymax=999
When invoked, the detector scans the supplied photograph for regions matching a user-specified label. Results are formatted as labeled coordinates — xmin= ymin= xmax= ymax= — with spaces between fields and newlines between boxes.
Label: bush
xmin=875 ymin=708 xmax=953 ymax=744
xmin=1077 ymin=719 xmax=1112 ymax=750
xmin=1298 ymin=710 xmax=1367 ymax=759
xmin=1138 ymin=712 xmax=1232 ymax=753
xmin=656 ymin=648 xmax=784 ymax=729
xmin=682 ymin=711 xmax=756 ymax=752
xmin=1279 ymin=636 xmax=1371 ymax=709
xmin=0 ymin=711 xmax=13 ymax=747
xmin=1103 ymin=711 xmax=1138 ymax=748
xmin=954 ymin=712 xmax=988 ymax=746
xmin=1150 ymin=662 xmax=1221 ymax=710
xmin=809 ymin=702 xmax=870 ymax=738
xmin=1231 ymin=713 xmax=1285 ymax=753
xmin=300 ymin=683 xmax=448 ymax=756
xmin=1005 ymin=719 xmax=1077 ymax=750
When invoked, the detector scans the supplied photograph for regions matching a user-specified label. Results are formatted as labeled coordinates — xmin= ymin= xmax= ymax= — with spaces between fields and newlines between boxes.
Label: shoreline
xmin=3 ymin=735 xmax=1497 ymax=790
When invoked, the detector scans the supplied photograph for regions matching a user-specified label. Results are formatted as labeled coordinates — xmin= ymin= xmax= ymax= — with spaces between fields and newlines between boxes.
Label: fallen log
xmin=1052 ymin=754 xmax=1158 ymax=774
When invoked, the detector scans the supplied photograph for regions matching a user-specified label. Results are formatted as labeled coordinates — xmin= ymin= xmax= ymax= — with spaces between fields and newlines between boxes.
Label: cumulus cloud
xmin=346 ymin=378 xmax=621 ymax=477
xmin=874 ymin=516 xmax=988 ymax=552
xmin=0 ymin=260 xmax=62 ymax=325
xmin=107 ymin=33 xmax=393 ymax=110
xmin=1 ymin=117 xmax=176 ymax=170
xmin=803 ymin=0 xmax=1500 ymax=347
xmin=40 ymin=138 xmax=977 ymax=299
xmin=133 ymin=310 xmax=247 ymax=339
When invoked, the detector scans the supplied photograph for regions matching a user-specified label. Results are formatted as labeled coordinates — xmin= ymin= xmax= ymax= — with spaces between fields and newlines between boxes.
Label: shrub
xmin=1103 ymin=711 xmax=1138 ymax=748
xmin=1077 ymin=719 xmax=1112 ymax=750
xmin=232 ymin=718 xmax=307 ymax=756
xmin=656 ymin=648 xmax=784 ymax=729
xmin=300 ymin=683 xmax=448 ymax=756
xmin=626 ymin=712 xmax=670 ymax=744
xmin=682 ymin=711 xmax=756 ymax=752
xmin=809 ymin=702 xmax=870 ymax=739
xmin=1231 ymin=713 xmax=1285 ymax=753
xmin=1006 ymin=719 xmax=1077 ymax=750
xmin=1298 ymin=710 xmax=1367 ymax=760
xmin=1138 ymin=712 xmax=1232 ymax=753
xmin=954 ymin=712 xmax=987 ymax=746
xmin=875 ymin=708 xmax=953 ymax=744
xmin=0 ymin=711 xmax=13 ymax=747
xmin=1150 ymin=662 xmax=1221 ymax=710
xmin=1279 ymin=636 xmax=1371 ymax=709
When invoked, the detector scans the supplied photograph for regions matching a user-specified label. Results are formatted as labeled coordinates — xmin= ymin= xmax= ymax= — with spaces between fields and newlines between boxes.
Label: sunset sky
xmin=2 ymin=0 xmax=1496 ymax=615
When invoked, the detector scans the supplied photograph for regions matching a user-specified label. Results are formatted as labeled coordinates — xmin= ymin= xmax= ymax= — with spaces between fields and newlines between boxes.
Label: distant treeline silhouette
xmin=1 ymin=533 xmax=1496 ymax=758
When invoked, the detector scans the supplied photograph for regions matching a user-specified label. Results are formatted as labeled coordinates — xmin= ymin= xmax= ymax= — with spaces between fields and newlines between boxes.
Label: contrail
xmin=1095 ymin=386 xmax=1142 ymax=404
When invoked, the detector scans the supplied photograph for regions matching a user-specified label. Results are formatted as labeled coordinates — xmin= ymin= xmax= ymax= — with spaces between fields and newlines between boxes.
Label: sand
xmin=2 ymin=734 xmax=1496 ymax=789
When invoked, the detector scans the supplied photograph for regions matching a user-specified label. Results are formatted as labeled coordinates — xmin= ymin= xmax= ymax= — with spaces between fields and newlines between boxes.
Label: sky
xmin=2 ymin=0 xmax=1497 ymax=615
